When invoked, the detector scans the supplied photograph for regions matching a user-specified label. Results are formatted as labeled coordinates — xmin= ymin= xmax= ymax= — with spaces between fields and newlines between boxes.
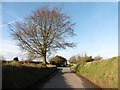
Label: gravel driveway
xmin=37 ymin=67 xmax=101 ymax=89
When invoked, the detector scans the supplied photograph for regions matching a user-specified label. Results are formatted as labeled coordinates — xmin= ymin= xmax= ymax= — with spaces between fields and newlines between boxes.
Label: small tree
xmin=10 ymin=6 xmax=76 ymax=65
xmin=27 ymin=52 xmax=38 ymax=61
xmin=77 ymin=54 xmax=93 ymax=64
xmin=68 ymin=56 xmax=77 ymax=64
xmin=93 ymin=56 xmax=102 ymax=61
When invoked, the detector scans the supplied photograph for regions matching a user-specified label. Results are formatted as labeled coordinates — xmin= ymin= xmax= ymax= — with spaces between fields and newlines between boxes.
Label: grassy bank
xmin=71 ymin=56 xmax=118 ymax=88
xmin=2 ymin=61 xmax=57 ymax=88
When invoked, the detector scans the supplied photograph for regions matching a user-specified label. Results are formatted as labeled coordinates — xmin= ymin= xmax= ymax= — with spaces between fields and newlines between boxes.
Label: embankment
xmin=71 ymin=57 xmax=118 ymax=88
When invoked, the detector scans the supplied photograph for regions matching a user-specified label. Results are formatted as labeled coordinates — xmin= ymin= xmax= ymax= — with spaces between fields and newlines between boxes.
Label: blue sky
xmin=0 ymin=2 xmax=118 ymax=60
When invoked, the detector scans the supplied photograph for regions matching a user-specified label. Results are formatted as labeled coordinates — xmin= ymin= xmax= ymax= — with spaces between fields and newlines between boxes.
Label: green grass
xmin=71 ymin=56 xmax=118 ymax=88
xmin=2 ymin=61 xmax=57 ymax=88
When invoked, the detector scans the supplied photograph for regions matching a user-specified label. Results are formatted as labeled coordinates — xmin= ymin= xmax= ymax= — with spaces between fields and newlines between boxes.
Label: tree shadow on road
xmin=33 ymin=68 xmax=77 ymax=90
xmin=41 ymin=69 xmax=73 ymax=89
xmin=33 ymin=67 xmax=102 ymax=90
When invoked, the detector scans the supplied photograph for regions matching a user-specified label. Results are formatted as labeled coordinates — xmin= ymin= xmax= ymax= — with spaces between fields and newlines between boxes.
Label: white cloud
xmin=0 ymin=39 xmax=26 ymax=60
xmin=0 ymin=21 xmax=16 ymax=29
xmin=0 ymin=18 xmax=23 ymax=29
xmin=0 ymin=38 xmax=117 ymax=61
xmin=1 ymin=9 xmax=23 ymax=29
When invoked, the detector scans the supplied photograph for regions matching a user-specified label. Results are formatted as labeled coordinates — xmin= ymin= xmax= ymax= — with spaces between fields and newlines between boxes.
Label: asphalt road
xmin=36 ymin=67 xmax=100 ymax=89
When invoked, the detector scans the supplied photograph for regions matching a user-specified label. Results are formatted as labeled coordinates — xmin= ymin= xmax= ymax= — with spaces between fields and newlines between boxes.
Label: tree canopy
xmin=10 ymin=6 xmax=76 ymax=64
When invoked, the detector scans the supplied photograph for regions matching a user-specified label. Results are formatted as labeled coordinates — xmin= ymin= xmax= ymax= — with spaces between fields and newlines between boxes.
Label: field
xmin=71 ymin=56 xmax=118 ymax=88
xmin=2 ymin=61 xmax=57 ymax=88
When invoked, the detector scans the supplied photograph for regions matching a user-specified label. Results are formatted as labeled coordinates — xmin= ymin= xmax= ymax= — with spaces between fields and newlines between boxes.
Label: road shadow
xmin=33 ymin=67 xmax=102 ymax=90
xmin=41 ymin=68 xmax=73 ymax=89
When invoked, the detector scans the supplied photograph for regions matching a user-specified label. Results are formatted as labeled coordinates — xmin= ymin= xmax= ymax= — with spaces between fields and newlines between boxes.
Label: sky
xmin=0 ymin=2 xmax=118 ymax=60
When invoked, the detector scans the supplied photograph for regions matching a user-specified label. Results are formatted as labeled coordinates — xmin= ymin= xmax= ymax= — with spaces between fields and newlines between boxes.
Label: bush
xmin=77 ymin=56 xmax=93 ymax=64
xmin=49 ymin=55 xmax=67 ymax=67
xmin=93 ymin=56 xmax=102 ymax=61
xmin=3 ymin=60 xmax=46 ymax=68
xmin=13 ymin=57 xmax=19 ymax=61
xmin=69 ymin=54 xmax=102 ymax=65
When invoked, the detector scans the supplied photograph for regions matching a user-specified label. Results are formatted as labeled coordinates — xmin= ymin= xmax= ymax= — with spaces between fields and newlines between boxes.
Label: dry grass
xmin=2 ymin=61 xmax=57 ymax=88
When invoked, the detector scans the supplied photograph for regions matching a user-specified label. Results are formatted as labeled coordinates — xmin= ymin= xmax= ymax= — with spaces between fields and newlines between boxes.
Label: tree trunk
xmin=43 ymin=54 xmax=47 ymax=65
xmin=43 ymin=49 xmax=47 ymax=67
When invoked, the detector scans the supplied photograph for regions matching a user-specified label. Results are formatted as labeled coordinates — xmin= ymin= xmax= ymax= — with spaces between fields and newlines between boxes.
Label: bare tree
xmin=9 ymin=6 xmax=76 ymax=65
xmin=69 ymin=56 xmax=77 ymax=64
xmin=27 ymin=51 xmax=38 ymax=61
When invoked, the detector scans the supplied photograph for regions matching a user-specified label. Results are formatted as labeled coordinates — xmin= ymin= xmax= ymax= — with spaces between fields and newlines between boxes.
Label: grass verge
xmin=71 ymin=56 xmax=118 ymax=88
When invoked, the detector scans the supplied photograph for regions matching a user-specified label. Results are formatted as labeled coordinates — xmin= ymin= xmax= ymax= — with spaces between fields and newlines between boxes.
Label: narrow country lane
xmin=36 ymin=67 xmax=101 ymax=89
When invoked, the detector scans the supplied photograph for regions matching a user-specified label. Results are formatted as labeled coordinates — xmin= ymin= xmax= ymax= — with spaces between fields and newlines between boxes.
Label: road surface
xmin=36 ymin=67 xmax=100 ymax=89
